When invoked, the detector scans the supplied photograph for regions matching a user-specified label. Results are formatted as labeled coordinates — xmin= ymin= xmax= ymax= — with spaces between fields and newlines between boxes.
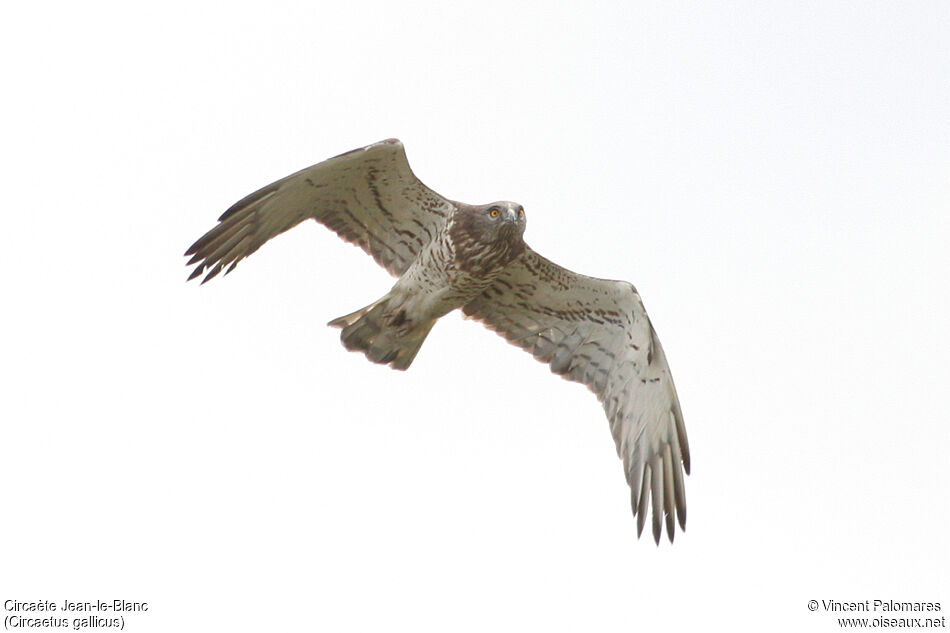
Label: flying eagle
xmin=185 ymin=139 xmax=690 ymax=543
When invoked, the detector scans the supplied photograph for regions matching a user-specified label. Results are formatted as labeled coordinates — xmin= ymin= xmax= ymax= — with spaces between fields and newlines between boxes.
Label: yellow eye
xmin=490 ymin=209 xmax=500 ymax=218
xmin=518 ymin=208 xmax=524 ymax=218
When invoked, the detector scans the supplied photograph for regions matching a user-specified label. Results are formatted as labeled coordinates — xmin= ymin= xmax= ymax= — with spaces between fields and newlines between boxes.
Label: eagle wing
xmin=462 ymin=247 xmax=690 ymax=543
xmin=185 ymin=139 xmax=454 ymax=282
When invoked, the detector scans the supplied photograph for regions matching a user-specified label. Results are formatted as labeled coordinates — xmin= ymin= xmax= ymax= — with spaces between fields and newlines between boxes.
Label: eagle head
xmin=449 ymin=201 xmax=527 ymax=273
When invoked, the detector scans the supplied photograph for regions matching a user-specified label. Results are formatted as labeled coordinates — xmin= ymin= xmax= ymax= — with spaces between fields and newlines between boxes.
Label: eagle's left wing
xmin=185 ymin=139 xmax=454 ymax=283
xmin=462 ymin=247 xmax=689 ymax=543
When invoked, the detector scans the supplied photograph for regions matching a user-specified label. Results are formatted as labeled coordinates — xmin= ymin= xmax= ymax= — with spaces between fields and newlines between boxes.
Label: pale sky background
xmin=2 ymin=2 xmax=948 ymax=632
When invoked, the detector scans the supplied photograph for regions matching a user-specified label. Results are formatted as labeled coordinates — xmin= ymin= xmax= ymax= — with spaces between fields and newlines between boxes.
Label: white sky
xmin=2 ymin=2 xmax=948 ymax=631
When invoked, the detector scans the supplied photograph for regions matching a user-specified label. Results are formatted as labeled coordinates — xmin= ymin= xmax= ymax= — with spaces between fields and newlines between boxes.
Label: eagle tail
xmin=328 ymin=297 xmax=434 ymax=371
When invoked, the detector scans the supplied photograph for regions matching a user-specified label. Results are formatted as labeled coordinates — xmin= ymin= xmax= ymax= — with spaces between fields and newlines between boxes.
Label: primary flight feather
xmin=185 ymin=139 xmax=690 ymax=543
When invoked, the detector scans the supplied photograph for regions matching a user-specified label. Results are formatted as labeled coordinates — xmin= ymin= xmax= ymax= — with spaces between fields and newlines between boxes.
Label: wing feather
xmin=185 ymin=139 xmax=454 ymax=282
xmin=463 ymin=247 xmax=689 ymax=543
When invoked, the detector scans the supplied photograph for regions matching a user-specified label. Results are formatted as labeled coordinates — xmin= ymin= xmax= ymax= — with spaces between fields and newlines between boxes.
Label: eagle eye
xmin=518 ymin=208 xmax=524 ymax=218
xmin=489 ymin=208 xmax=500 ymax=218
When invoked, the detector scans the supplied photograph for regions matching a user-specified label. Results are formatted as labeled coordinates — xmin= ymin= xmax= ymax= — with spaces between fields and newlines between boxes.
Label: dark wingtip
xmin=201 ymin=268 xmax=220 ymax=284
xmin=217 ymin=181 xmax=280 ymax=222
xmin=187 ymin=265 xmax=205 ymax=282
xmin=184 ymin=241 xmax=200 ymax=257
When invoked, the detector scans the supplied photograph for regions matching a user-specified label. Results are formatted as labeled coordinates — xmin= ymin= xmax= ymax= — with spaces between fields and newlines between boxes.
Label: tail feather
xmin=328 ymin=297 xmax=434 ymax=371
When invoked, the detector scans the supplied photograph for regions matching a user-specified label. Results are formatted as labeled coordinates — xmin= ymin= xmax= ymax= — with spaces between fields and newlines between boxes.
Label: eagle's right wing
xmin=463 ymin=247 xmax=689 ymax=543
xmin=185 ymin=139 xmax=454 ymax=282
